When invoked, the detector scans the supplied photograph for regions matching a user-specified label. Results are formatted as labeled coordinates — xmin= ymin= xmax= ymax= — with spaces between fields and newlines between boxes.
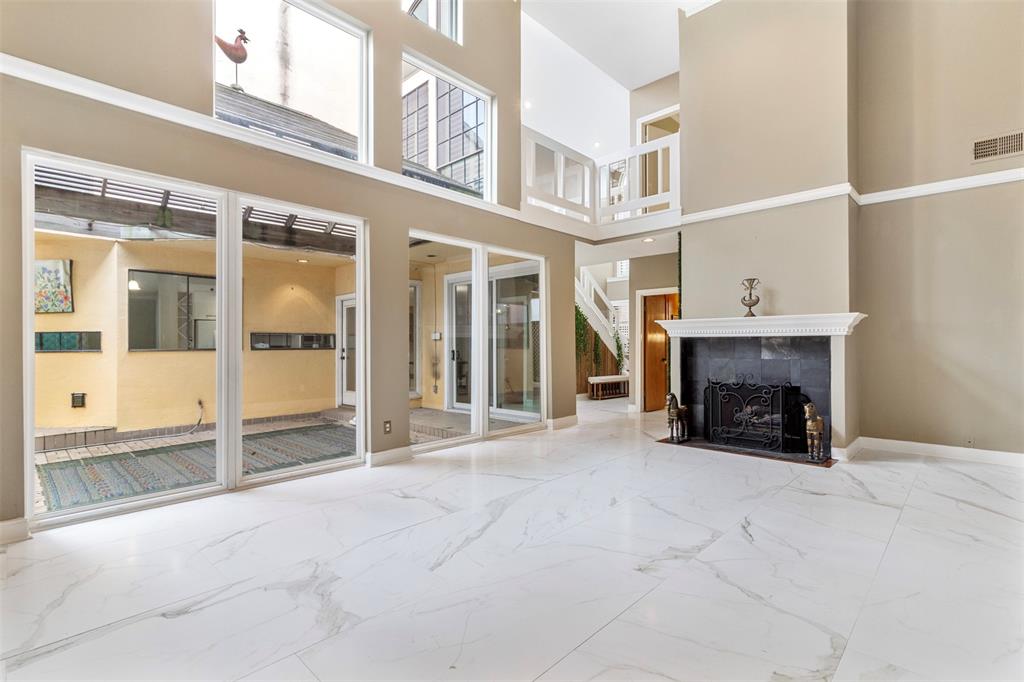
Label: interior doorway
xmin=642 ymin=292 xmax=679 ymax=412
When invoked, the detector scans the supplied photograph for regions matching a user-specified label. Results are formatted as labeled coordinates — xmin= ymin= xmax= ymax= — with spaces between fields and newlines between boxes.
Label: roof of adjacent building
xmin=214 ymin=83 xmax=481 ymax=198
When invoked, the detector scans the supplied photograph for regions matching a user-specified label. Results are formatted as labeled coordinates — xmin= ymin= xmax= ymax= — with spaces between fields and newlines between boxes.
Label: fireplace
xmin=656 ymin=313 xmax=867 ymax=463
xmin=704 ymin=379 xmax=807 ymax=454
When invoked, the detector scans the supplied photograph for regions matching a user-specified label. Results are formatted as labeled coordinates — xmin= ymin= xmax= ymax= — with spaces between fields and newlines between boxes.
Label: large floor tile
xmin=2 ymin=398 xmax=1020 ymax=681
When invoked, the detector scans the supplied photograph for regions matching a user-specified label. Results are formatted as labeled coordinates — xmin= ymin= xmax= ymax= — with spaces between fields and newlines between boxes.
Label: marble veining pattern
xmin=1 ymin=398 xmax=1020 ymax=681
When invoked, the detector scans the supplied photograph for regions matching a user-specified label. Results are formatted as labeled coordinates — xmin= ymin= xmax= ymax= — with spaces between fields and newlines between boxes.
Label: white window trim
xmin=22 ymin=148 xmax=369 ymax=529
xmin=402 ymin=50 xmax=496 ymax=203
xmin=404 ymin=0 xmax=463 ymax=45
xmin=212 ymin=0 xmax=372 ymax=164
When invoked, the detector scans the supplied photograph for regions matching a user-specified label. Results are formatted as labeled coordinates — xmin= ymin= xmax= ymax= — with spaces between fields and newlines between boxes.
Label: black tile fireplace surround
xmin=679 ymin=336 xmax=832 ymax=460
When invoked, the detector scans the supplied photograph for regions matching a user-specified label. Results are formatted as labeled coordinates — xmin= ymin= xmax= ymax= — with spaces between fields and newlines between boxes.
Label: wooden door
xmin=643 ymin=293 xmax=679 ymax=412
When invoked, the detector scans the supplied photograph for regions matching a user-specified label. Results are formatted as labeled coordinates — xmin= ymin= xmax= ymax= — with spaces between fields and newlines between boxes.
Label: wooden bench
xmin=588 ymin=374 xmax=629 ymax=400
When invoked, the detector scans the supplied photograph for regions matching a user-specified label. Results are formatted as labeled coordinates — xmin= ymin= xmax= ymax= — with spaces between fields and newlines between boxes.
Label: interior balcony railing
xmin=522 ymin=126 xmax=680 ymax=232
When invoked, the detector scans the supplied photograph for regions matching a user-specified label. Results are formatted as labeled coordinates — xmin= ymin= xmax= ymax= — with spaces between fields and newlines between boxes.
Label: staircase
xmin=575 ymin=268 xmax=620 ymax=357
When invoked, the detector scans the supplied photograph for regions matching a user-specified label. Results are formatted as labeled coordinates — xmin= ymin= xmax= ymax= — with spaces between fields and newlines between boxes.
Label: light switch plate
xmin=383 ymin=420 xmax=392 ymax=434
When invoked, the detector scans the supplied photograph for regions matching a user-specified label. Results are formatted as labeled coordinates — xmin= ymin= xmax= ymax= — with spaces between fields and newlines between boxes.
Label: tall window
xmin=214 ymin=0 xmax=366 ymax=161
xmin=402 ymin=0 xmax=460 ymax=42
xmin=401 ymin=57 xmax=491 ymax=200
xmin=436 ymin=79 xmax=486 ymax=194
xmin=402 ymin=83 xmax=430 ymax=166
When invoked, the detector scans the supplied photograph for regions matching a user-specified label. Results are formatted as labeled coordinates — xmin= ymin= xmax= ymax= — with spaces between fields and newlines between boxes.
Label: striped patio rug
xmin=36 ymin=423 xmax=358 ymax=512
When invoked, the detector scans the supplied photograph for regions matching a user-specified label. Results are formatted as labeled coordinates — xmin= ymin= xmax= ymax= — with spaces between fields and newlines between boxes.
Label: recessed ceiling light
xmin=523 ymin=100 xmax=533 ymax=110
xmin=593 ymin=142 xmax=601 ymax=149
xmin=641 ymin=237 xmax=655 ymax=243
xmin=296 ymin=258 xmax=309 ymax=263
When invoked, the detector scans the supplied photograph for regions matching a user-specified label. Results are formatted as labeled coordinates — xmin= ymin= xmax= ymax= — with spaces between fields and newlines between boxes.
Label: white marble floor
xmin=2 ymin=398 xmax=1021 ymax=681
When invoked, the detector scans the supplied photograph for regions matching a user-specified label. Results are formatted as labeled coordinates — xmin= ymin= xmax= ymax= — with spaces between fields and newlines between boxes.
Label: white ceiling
xmin=575 ymin=230 xmax=678 ymax=268
xmin=522 ymin=0 xmax=715 ymax=90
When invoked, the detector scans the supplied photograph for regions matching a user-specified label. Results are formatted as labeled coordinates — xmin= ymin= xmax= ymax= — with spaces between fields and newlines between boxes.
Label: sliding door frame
xmin=409 ymin=229 xmax=548 ymax=455
xmin=231 ymin=193 xmax=367 ymax=487
xmin=483 ymin=247 xmax=548 ymax=437
xmin=21 ymin=149 xmax=368 ymax=529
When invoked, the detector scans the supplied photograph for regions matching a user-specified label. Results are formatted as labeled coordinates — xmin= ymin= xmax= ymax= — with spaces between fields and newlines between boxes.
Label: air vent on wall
xmin=973 ymin=130 xmax=1023 ymax=161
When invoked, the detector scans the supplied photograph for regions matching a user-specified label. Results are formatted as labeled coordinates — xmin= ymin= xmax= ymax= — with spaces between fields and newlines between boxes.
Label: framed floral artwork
xmin=35 ymin=259 xmax=74 ymax=313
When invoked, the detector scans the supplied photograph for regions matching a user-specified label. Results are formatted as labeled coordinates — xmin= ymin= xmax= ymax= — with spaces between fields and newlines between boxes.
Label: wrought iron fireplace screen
xmin=704 ymin=379 xmax=805 ymax=453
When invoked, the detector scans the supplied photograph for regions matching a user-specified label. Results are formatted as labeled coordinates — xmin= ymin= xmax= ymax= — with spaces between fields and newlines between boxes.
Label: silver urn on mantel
xmin=740 ymin=278 xmax=761 ymax=317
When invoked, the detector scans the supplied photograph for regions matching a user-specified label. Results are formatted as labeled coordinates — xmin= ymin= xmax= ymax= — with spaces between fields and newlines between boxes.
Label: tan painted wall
xmin=681 ymin=196 xmax=852 ymax=318
xmin=0 ymin=0 xmax=523 ymax=208
xmin=629 ymin=73 xmax=679 ymax=145
xmin=856 ymin=0 xmax=1024 ymax=193
xmin=0 ymin=77 xmax=575 ymax=521
xmin=34 ymin=234 xmax=119 ymax=429
xmin=678 ymin=0 xmax=850 ymax=211
xmin=241 ymin=250 xmax=340 ymax=422
xmin=0 ymin=0 xmax=215 ymax=115
xmin=854 ymin=183 xmax=1024 ymax=454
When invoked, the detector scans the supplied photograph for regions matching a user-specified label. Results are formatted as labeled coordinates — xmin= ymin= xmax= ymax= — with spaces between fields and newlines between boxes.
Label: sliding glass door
xmin=26 ymin=154 xmax=366 ymax=524
xmin=487 ymin=254 xmax=543 ymax=431
xmin=239 ymin=201 xmax=363 ymax=481
xmin=30 ymin=162 xmax=224 ymax=518
xmin=448 ymin=278 xmax=474 ymax=411
xmin=409 ymin=236 xmax=479 ymax=446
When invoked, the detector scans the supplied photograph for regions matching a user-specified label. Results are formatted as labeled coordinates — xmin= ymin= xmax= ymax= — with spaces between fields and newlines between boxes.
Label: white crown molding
xmin=0 ymin=517 xmax=31 ymax=545
xmin=657 ymin=313 xmax=867 ymax=338
xmin=842 ymin=436 xmax=1023 ymax=468
xmin=3 ymin=53 xmax=1022 ymax=245
xmin=854 ymin=168 xmax=1024 ymax=205
xmin=680 ymin=183 xmax=854 ymax=226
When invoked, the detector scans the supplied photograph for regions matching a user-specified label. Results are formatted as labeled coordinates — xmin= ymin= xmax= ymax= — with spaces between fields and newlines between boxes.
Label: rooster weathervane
xmin=215 ymin=28 xmax=249 ymax=91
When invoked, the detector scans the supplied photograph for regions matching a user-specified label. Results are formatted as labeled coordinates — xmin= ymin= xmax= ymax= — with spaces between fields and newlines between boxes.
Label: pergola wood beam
xmin=34 ymin=186 xmax=355 ymax=255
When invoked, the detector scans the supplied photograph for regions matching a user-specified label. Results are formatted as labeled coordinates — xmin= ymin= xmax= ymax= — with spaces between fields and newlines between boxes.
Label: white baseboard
xmin=626 ymin=402 xmax=640 ymax=413
xmin=829 ymin=439 xmax=863 ymax=462
xmin=366 ymin=446 xmax=413 ymax=467
xmin=547 ymin=415 xmax=578 ymax=430
xmin=0 ymin=517 xmax=31 ymax=545
xmin=841 ymin=436 xmax=1022 ymax=468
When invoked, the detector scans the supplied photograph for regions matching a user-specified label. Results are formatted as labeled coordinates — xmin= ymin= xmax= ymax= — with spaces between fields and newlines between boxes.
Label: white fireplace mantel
xmin=656 ymin=312 xmax=867 ymax=338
